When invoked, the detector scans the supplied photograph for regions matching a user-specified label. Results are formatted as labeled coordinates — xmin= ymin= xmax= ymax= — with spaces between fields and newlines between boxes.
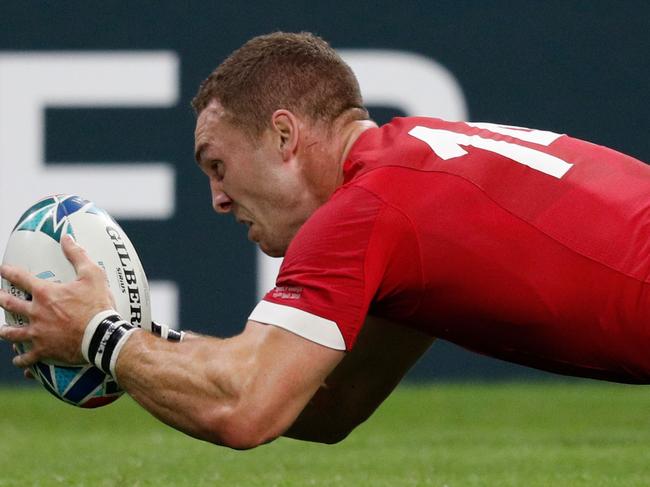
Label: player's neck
xmin=334 ymin=117 xmax=378 ymax=186
xmin=298 ymin=111 xmax=376 ymax=205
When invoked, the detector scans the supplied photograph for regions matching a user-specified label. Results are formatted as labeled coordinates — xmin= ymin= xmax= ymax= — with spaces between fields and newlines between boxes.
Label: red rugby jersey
xmin=249 ymin=117 xmax=650 ymax=383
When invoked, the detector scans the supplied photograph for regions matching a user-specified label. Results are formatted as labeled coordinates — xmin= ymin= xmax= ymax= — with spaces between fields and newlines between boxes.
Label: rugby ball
xmin=1 ymin=194 xmax=152 ymax=408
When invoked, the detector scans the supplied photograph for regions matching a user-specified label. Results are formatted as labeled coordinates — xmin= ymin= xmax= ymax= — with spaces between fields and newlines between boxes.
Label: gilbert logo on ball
xmin=1 ymin=195 xmax=152 ymax=408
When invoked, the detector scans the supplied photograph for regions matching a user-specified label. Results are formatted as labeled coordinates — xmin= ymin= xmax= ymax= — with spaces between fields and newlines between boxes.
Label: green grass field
xmin=3 ymin=382 xmax=650 ymax=486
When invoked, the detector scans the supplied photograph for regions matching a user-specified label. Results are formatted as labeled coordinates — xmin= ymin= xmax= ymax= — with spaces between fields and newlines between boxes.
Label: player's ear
xmin=270 ymin=109 xmax=299 ymax=161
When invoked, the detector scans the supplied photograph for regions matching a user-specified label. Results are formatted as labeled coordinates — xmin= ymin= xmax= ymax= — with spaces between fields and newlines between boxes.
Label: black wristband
xmin=81 ymin=310 xmax=138 ymax=378
xmin=151 ymin=320 xmax=186 ymax=342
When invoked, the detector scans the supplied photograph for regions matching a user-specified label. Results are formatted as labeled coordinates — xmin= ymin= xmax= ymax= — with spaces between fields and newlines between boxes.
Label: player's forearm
xmin=113 ymin=330 xmax=265 ymax=448
xmin=111 ymin=322 xmax=330 ymax=449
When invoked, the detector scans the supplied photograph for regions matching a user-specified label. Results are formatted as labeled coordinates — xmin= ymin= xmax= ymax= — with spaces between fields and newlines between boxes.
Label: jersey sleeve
xmin=248 ymin=185 xmax=422 ymax=351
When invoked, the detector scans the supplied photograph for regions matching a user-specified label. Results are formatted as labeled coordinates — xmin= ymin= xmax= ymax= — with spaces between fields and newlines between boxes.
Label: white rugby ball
xmin=1 ymin=194 xmax=152 ymax=408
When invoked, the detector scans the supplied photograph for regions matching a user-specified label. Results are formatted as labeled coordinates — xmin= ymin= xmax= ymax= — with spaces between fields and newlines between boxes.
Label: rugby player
xmin=3 ymin=32 xmax=650 ymax=449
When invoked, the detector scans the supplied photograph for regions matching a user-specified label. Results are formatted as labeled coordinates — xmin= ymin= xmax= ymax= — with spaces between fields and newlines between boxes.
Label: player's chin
xmin=259 ymin=245 xmax=283 ymax=258
xmin=257 ymin=239 xmax=286 ymax=258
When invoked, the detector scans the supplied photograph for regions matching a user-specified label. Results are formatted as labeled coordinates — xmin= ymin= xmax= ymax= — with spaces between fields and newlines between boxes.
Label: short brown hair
xmin=192 ymin=31 xmax=367 ymax=136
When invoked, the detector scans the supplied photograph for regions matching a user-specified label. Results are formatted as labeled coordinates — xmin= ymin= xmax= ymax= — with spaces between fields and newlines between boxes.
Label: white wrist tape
xmin=81 ymin=309 xmax=138 ymax=378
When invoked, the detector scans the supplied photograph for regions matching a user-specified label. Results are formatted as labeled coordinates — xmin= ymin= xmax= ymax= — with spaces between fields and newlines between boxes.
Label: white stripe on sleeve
xmin=248 ymin=300 xmax=346 ymax=351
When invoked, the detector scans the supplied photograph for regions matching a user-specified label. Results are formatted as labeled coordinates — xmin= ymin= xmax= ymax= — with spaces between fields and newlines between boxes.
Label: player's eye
xmin=211 ymin=160 xmax=225 ymax=180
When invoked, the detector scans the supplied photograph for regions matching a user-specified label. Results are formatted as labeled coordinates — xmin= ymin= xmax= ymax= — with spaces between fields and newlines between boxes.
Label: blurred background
xmin=1 ymin=0 xmax=649 ymax=384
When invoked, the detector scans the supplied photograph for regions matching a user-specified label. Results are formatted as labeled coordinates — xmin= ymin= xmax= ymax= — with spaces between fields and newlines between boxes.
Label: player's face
xmin=194 ymin=101 xmax=315 ymax=257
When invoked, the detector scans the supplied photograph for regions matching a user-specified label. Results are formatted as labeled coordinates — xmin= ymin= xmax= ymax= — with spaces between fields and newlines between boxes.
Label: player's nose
xmin=210 ymin=180 xmax=232 ymax=214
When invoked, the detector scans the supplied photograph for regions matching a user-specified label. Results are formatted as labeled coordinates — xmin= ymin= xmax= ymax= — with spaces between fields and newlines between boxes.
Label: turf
xmin=2 ymin=382 xmax=650 ymax=486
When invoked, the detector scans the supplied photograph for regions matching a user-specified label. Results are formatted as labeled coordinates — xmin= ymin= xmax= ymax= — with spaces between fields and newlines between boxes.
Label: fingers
xmin=0 ymin=289 xmax=32 ymax=317
xmin=24 ymin=368 xmax=35 ymax=380
xmin=13 ymin=348 xmax=39 ymax=368
xmin=61 ymin=234 xmax=96 ymax=278
xmin=0 ymin=323 xmax=31 ymax=343
xmin=0 ymin=264 xmax=37 ymax=294
xmin=2 ymin=330 xmax=37 ymax=369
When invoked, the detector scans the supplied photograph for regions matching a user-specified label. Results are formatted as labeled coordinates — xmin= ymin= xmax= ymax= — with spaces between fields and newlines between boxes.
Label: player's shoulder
xmin=351 ymin=116 xmax=459 ymax=151
xmin=311 ymin=183 xmax=387 ymax=231
xmin=286 ymin=174 xmax=417 ymax=265
xmin=344 ymin=116 xmax=465 ymax=176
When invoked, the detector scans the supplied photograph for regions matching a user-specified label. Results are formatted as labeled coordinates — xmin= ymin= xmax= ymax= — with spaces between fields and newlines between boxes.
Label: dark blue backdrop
xmin=1 ymin=1 xmax=649 ymax=383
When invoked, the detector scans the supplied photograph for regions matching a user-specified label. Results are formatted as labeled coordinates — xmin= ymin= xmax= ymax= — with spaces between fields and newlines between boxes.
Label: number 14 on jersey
xmin=408 ymin=122 xmax=573 ymax=179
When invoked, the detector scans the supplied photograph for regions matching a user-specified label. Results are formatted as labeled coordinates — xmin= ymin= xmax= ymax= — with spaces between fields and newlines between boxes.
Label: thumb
xmin=61 ymin=234 xmax=94 ymax=277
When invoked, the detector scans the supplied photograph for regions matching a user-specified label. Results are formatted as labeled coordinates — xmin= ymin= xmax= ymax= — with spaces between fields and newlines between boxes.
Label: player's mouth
xmin=236 ymin=217 xmax=257 ymax=240
xmin=235 ymin=214 xmax=253 ymax=227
